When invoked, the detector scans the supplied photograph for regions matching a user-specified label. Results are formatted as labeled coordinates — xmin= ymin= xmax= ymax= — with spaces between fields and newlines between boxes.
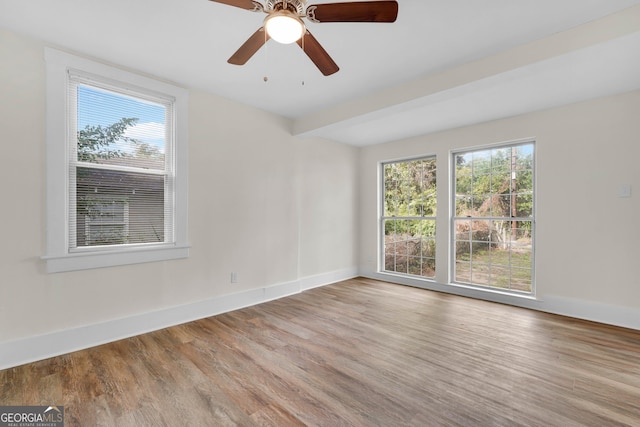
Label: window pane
xmin=77 ymin=85 xmax=167 ymax=171
xmin=455 ymin=195 xmax=472 ymax=216
xmin=491 ymin=265 xmax=511 ymax=289
xmin=491 ymin=172 xmax=510 ymax=194
xmin=454 ymin=219 xmax=471 ymax=241
xmin=455 ymin=261 xmax=471 ymax=283
xmin=382 ymin=219 xmax=436 ymax=278
xmin=87 ymin=224 xmax=127 ymax=246
xmin=496 ymin=194 xmax=512 ymax=217
xmin=453 ymin=143 xmax=534 ymax=293
xmin=472 ymin=194 xmax=489 ymax=214
xmin=382 ymin=157 xmax=437 ymax=279
xmin=472 ymin=173 xmax=491 ymax=196
xmin=471 ymin=220 xmax=491 ymax=241
xmin=516 ymin=194 xmax=533 ymax=217
xmin=491 ymin=147 xmax=511 ymax=172
xmin=515 ymin=145 xmax=534 ymax=170
xmin=471 ymin=262 xmax=491 ymax=286
xmin=472 ymin=150 xmax=491 ymax=174
xmin=75 ymin=167 xmax=165 ymax=247
xmin=511 ymin=269 xmax=532 ymax=292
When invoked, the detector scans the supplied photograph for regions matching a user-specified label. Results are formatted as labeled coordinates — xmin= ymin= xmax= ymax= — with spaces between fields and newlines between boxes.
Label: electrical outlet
xmin=618 ymin=184 xmax=632 ymax=198
xmin=231 ymin=272 xmax=238 ymax=283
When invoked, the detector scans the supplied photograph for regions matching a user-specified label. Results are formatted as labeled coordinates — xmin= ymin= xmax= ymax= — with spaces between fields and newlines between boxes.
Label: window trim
xmin=450 ymin=139 xmax=536 ymax=296
xmin=43 ymin=48 xmax=189 ymax=273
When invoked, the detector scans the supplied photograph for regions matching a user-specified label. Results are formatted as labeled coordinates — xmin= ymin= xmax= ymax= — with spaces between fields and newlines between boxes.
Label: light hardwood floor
xmin=1 ymin=278 xmax=639 ymax=426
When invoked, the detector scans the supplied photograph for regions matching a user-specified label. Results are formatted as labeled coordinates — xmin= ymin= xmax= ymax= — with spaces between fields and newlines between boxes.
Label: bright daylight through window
xmin=453 ymin=143 xmax=534 ymax=293
xmin=71 ymin=80 xmax=170 ymax=249
xmin=44 ymin=49 xmax=188 ymax=272
xmin=382 ymin=157 xmax=437 ymax=278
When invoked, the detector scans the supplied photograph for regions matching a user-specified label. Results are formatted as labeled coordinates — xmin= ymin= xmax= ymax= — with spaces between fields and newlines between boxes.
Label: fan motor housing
xmin=265 ymin=0 xmax=307 ymax=15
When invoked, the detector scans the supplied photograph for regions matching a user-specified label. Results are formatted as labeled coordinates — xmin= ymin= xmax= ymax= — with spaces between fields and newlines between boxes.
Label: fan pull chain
xmin=263 ymin=26 xmax=269 ymax=82
xmin=301 ymin=32 xmax=305 ymax=86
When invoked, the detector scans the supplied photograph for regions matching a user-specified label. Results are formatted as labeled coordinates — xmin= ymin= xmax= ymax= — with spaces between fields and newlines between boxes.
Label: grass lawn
xmin=456 ymin=247 xmax=531 ymax=292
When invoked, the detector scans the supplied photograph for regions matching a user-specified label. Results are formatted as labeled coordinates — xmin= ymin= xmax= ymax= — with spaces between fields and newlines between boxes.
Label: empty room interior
xmin=1 ymin=0 xmax=639 ymax=425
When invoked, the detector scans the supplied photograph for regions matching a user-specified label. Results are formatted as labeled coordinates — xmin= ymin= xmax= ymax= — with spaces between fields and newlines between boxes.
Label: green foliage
xmin=76 ymin=118 xmax=139 ymax=244
xmin=134 ymin=141 xmax=163 ymax=159
xmin=383 ymin=158 xmax=438 ymax=278
xmin=455 ymin=145 xmax=533 ymax=219
xmin=77 ymin=117 xmax=139 ymax=162
xmin=384 ymin=158 xmax=437 ymax=237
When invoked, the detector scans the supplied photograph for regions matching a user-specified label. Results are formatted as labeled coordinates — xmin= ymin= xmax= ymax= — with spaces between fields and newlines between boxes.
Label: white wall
xmin=0 ymin=29 xmax=358 ymax=368
xmin=358 ymin=89 xmax=640 ymax=329
xmin=1 ymin=25 xmax=639 ymax=369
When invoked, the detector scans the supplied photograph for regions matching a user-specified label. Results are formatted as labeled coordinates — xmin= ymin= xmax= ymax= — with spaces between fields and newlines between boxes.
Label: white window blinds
xmin=68 ymin=72 xmax=175 ymax=250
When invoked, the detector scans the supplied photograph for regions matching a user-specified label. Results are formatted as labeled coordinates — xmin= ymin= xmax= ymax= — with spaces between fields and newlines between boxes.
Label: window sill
xmin=42 ymin=245 xmax=190 ymax=273
xmin=374 ymin=271 xmax=538 ymax=302
xmin=448 ymin=281 xmax=537 ymax=300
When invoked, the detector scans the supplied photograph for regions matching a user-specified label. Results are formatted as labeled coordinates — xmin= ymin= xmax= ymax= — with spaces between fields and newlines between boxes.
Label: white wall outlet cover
xmin=618 ymin=184 xmax=632 ymax=198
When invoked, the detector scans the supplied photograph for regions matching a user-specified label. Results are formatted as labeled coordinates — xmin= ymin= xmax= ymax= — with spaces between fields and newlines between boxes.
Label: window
xmin=381 ymin=157 xmax=437 ymax=278
xmin=453 ymin=142 xmax=534 ymax=293
xmin=44 ymin=49 xmax=189 ymax=272
xmin=84 ymin=198 xmax=129 ymax=246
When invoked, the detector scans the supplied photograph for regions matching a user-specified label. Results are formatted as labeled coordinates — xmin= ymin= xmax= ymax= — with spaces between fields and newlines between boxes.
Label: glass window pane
xmin=77 ymin=85 xmax=166 ymax=170
xmin=455 ymin=195 xmax=472 ymax=217
xmin=491 ymin=265 xmax=511 ymax=289
xmin=511 ymin=269 xmax=532 ymax=292
xmin=496 ymin=194 xmax=512 ymax=218
xmin=471 ymin=220 xmax=491 ymax=242
xmin=408 ymin=258 xmax=422 ymax=276
xmin=452 ymin=143 xmax=534 ymax=293
xmin=472 ymin=194 xmax=490 ymax=215
xmin=491 ymin=147 xmax=511 ymax=172
xmin=75 ymin=167 xmax=164 ymax=247
xmin=421 ymin=238 xmax=436 ymax=257
xmin=471 ymin=263 xmax=491 ymax=286
xmin=382 ymin=157 xmax=436 ymax=279
xmin=472 ymin=173 xmax=491 ymax=195
xmin=491 ymin=172 xmax=510 ymax=194
xmin=516 ymin=194 xmax=533 ymax=217
xmin=456 ymin=175 xmax=472 ymax=196
xmin=515 ymin=170 xmax=533 ymax=192
xmin=515 ymin=145 xmax=534 ymax=170
xmin=455 ymin=261 xmax=471 ymax=283
xmin=472 ymin=150 xmax=491 ymax=174
xmin=423 ymin=258 xmax=436 ymax=277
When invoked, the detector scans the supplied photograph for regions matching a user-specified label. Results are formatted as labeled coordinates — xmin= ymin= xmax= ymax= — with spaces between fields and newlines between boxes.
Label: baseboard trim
xmin=362 ymin=272 xmax=640 ymax=331
xmin=299 ymin=267 xmax=359 ymax=291
xmin=11 ymin=268 xmax=630 ymax=371
xmin=0 ymin=268 xmax=358 ymax=371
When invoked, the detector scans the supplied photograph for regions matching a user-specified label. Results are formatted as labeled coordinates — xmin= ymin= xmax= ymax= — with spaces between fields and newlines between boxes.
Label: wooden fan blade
xmin=208 ymin=0 xmax=261 ymax=11
xmin=307 ymin=1 xmax=398 ymax=23
xmin=297 ymin=31 xmax=339 ymax=76
xmin=228 ymin=27 xmax=270 ymax=65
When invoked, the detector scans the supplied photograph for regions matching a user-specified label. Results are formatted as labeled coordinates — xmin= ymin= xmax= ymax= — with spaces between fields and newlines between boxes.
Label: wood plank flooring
xmin=1 ymin=277 xmax=639 ymax=426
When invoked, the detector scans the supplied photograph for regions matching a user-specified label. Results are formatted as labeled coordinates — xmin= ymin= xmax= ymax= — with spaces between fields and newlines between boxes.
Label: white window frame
xmin=379 ymin=155 xmax=437 ymax=280
xmin=450 ymin=139 xmax=535 ymax=295
xmin=43 ymin=48 xmax=189 ymax=273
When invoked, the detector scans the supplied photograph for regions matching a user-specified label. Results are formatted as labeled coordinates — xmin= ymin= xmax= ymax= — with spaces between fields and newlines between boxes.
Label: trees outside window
xmin=453 ymin=143 xmax=534 ymax=292
xmin=44 ymin=48 xmax=189 ymax=272
xmin=381 ymin=157 xmax=437 ymax=278
xmin=70 ymin=83 xmax=170 ymax=250
xmin=379 ymin=142 xmax=534 ymax=295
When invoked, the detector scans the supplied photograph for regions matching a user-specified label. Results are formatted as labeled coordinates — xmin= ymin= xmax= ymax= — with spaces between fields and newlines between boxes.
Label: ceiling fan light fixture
xmin=264 ymin=10 xmax=305 ymax=44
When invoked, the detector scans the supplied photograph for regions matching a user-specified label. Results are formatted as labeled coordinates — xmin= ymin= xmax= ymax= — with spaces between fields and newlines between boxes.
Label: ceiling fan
xmin=208 ymin=0 xmax=399 ymax=76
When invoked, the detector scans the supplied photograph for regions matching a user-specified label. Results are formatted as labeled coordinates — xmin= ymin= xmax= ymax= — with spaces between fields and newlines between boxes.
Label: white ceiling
xmin=1 ymin=0 xmax=640 ymax=146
